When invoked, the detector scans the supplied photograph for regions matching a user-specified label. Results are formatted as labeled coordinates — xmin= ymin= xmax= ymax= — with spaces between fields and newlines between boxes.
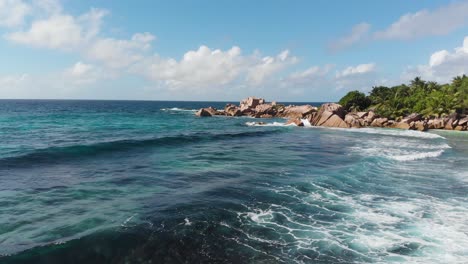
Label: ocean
xmin=0 ymin=100 xmax=467 ymax=263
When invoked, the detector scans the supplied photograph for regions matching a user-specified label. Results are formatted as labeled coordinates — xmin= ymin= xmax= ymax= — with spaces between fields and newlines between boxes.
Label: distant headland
xmin=195 ymin=75 xmax=468 ymax=131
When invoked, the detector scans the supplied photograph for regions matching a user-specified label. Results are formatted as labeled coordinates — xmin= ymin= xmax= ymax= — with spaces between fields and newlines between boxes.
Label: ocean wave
xmin=161 ymin=107 xmax=197 ymax=112
xmin=350 ymin=146 xmax=446 ymax=162
xmin=0 ymin=130 xmax=282 ymax=167
xmin=389 ymin=150 xmax=445 ymax=161
xmin=301 ymin=119 xmax=312 ymax=127
xmin=245 ymin=121 xmax=294 ymax=127
xmin=343 ymin=127 xmax=446 ymax=139
xmin=234 ymin=184 xmax=468 ymax=263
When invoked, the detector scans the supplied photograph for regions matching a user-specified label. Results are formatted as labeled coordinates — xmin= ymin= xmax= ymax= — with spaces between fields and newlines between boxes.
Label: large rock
xmin=319 ymin=103 xmax=345 ymax=119
xmin=431 ymin=118 xmax=445 ymax=129
xmin=386 ymin=120 xmax=396 ymax=127
xmin=255 ymin=104 xmax=276 ymax=116
xmin=364 ymin=111 xmax=376 ymax=125
xmin=312 ymin=110 xmax=334 ymax=126
xmin=224 ymin=104 xmax=242 ymax=116
xmin=356 ymin=112 xmax=368 ymax=119
xmin=281 ymin=105 xmax=317 ymax=119
xmin=344 ymin=114 xmax=362 ymax=128
xmin=370 ymin=118 xmax=388 ymax=127
xmin=394 ymin=122 xmax=411 ymax=129
xmin=311 ymin=103 xmax=345 ymax=126
xmin=321 ymin=115 xmax=349 ymax=128
xmin=458 ymin=117 xmax=468 ymax=126
xmin=413 ymin=121 xmax=428 ymax=131
xmin=240 ymin=97 xmax=264 ymax=109
xmin=401 ymin=113 xmax=422 ymax=124
xmin=196 ymin=108 xmax=215 ymax=117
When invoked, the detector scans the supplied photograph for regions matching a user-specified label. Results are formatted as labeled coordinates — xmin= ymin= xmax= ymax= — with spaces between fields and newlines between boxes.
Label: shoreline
xmin=195 ymin=97 xmax=468 ymax=132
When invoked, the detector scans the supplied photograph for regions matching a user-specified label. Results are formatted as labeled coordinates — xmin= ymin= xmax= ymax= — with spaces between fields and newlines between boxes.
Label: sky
xmin=0 ymin=0 xmax=467 ymax=101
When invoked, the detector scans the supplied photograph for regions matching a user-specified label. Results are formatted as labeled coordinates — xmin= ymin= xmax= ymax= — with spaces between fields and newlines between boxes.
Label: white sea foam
xmin=184 ymin=218 xmax=192 ymax=226
xmin=245 ymin=121 xmax=294 ymax=127
xmin=346 ymin=128 xmax=450 ymax=162
xmin=343 ymin=127 xmax=446 ymax=139
xmin=389 ymin=149 xmax=445 ymax=161
xmin=161 ymin=107 xmax=197 ymax=112
xmin=301 ymin=119 xmax=312 ymax=127
xmin=350 ymin=146 xmax=446 ymax=162
xmin=230 ymin=181 xmax=468 ymax=264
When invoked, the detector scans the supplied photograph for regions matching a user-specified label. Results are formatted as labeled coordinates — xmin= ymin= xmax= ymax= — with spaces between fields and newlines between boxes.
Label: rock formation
xmin=195 ymin=96 xmax=467 ymax=131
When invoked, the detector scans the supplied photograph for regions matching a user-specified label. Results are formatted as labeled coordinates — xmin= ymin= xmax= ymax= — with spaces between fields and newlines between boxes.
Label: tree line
xmin=338 ymin=75 xmax=468 ymax=119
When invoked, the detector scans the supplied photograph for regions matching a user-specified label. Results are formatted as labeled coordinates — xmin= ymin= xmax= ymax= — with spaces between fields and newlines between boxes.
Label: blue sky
xmin=0 ymin=0 xmax=467 ymax=101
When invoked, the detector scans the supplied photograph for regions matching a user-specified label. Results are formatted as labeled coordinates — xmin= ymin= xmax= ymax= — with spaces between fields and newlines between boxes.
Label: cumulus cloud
xmin=6 ymin=8 xmax=108 ymax=50
xmin=4 ymin=1 xmax=156 ymax=70
xmin=336 ymin=63 xmax=376 ymax=78
xmin=329 ymin=23 xmax=371 ymax=52
xmin=0 ymin=1 xmax=387 ymax=101
xmin=333 ymin=2 xmax=468 ymax=50
xmin=138 ymin=46 xmax=297 ymax=90
xmin=86 ymin=32 xmax=155 ymax=68
xmin=63 ymin=62 xmax=106 ymax=85
xmin=246 ymin=50 xmax=298 ymax=85
xmin=402 ymin=36 xmax=468 ymax=83
xmin=0 ymin=0 xmax=31 ymax=27
xmin=375 ymin=2 xmax=468 ymax=40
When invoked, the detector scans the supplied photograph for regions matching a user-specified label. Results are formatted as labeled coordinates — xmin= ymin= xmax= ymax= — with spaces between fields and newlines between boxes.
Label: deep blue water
xmin=0 ymin=100 xmax=467 ymax=263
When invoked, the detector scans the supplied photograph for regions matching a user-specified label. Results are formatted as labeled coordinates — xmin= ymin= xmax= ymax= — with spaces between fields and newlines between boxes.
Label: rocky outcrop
xmin=196 ymin=107 xmax=222 ymax=117
xmin=280 ymin=105 xmax=317 ymax=119
xmin=414 ymin=120 xmax=428 ymax=131
xmin=321 ymin=114 xmax=349 ymax=128
xmin=364 ymin=111 xmax=376 ymax=126
xmin=371 ymin=118 xmax=388 ymax=127
xmin=309 ymin=103 xmax=350 ymax=128
xmin=240 ymin=97 xmax=264 ymax=109
xmin=344 ymin=114 xmax=362 ymax=128
xmin=394 ymin=122 xmax=411 ymax=130
xmin=224 ymin=104 xmax=242 ymax=116
xmin=196 ymin=96 xmax=318 ymax=120
xmin=195 ymin=96 xmax=467 ymax=132
xmin=401 ymin=113 xmax=422 ymax=124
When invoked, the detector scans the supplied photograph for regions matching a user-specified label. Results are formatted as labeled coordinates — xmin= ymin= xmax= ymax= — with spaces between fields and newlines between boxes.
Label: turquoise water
xmin=0 ymin=100 xmax=467 ymax=263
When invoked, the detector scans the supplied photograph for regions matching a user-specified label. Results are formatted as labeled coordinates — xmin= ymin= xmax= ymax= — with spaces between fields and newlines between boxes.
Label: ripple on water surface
xmin=0 ymin=101 xmax=467 ymax=263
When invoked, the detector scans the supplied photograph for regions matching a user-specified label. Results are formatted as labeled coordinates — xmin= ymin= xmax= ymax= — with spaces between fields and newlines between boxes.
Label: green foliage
xmin=338 ymin=90 xmax=371 ymax=111
xmin=338 ymin=75 xmax=468 ymax=118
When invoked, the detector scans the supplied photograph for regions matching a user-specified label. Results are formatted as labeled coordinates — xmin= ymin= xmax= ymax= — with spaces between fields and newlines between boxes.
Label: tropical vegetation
xmin=338 ymin=75 xmax=468 ymax=119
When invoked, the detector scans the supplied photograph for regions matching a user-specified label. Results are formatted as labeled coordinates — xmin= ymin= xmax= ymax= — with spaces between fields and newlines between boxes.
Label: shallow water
xmin=0 ymin=100 xmax=467 ymax=263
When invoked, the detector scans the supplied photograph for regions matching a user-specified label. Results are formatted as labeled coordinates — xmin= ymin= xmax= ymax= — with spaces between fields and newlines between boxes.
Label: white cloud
xmin=403 ymin=36 xmax=468 ymax=83
xmin=336 ymin=63 xmax=376 ymax=78
xmin=333 ymin=2 xmax=468 ymax=50
xmin=0 ymin=1 xmax=386 ymax=101
xmin=246 ymin=50 xmax=298 ymax=85
xmin=286 ymin=65 xmax=333 ymax=85
xmin=138 ymin=46 xmax=297 ymax=90
xmin=63 ymin=62 xmax=105 ymax=85
xmin=375 ymin=2 xmax=468 ymax=40
xmin=0 ymin=0 xmax=31 ymax=27
xmin=329 ymin=23 xmax=370 ymax=51
xmin=7 ymin=14 xmax=83 ymax=49
xmin=6 ymin=8 xmax=108 ymax=50
xmin=86 ymin=32 xmax=155 ymax=68
xmin=4 ymin=3 xmax=154 ymax=68
xmin=32 ymin=0 xmax=62 ymax=15
xmin=0 ymin=73 xmax=28 ymax=88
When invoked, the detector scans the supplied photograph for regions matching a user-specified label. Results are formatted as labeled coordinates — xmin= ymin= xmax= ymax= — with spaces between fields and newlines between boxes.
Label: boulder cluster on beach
xmin=196 ymin=97 xmax=468 ymax=131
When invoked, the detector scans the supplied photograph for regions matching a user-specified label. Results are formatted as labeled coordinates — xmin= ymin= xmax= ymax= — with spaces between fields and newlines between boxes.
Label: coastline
xmin=195 ymin=97 xmax=468 ymax=132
